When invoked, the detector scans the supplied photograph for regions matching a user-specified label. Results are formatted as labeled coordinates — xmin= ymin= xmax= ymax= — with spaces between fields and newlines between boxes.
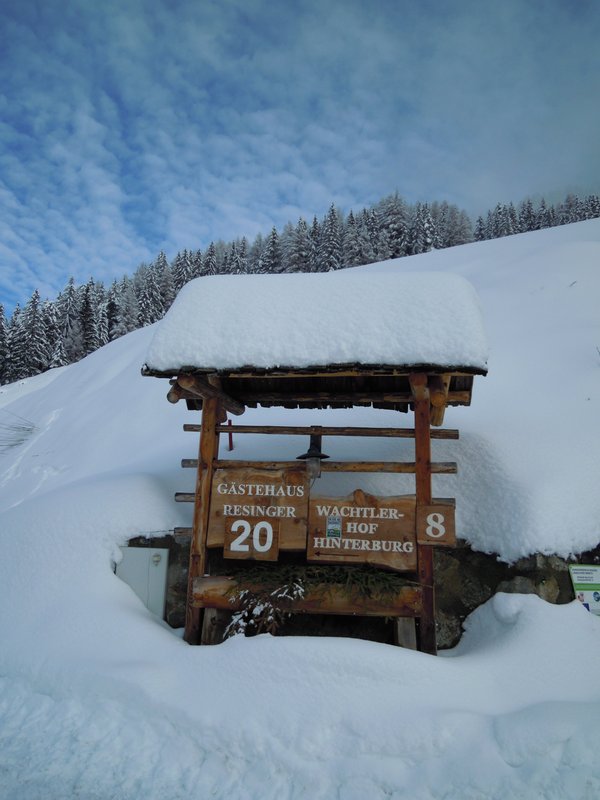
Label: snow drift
xmin=1 ymin=219 xmax=600 ymax=798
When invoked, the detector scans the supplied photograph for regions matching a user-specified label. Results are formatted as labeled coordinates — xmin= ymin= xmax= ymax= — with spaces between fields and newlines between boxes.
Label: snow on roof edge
xmin=144 ymin=269 xmax=489 ymax=374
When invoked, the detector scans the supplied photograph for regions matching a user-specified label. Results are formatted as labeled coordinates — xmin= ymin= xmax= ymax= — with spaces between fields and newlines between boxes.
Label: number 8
xmin=425 ymin=513 xmax=446 ymax=539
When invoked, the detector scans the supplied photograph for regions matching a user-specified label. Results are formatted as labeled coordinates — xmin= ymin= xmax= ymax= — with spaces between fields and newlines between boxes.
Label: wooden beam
xmin=173 ymin=526 xmax=192 ymax=542
xmin=220 ymin=391 xmax=470 ymax=405
xmin=208 ymin=459 xmax=457 ymax=474
xmin=176 ymin=374 xmax=245 ymax=416
xmin=175 ymin=492 xmax=196 ymax=502
xmin=410 ymin=373 xmax=437 ymax=655
xmin=209 ymin=424 xmax=460 ymax=440
xmin=430 ymin=375 xmax=451 ymax=427
xmin=428 ymin=374 xmax=448 ymax=408
xmin=192 ymin=576 xmax=423 ymax=617
xmin=167 ymin=382 xmax=192 ymax=404
xmin=184 ymin=396 xmax=221 ymax=644
xmin=394 ymin=618 xmax=418 ymax=650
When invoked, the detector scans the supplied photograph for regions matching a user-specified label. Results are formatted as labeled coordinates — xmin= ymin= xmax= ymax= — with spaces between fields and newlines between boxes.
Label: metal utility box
xmin=116 ymin=547 xmax=169 ymax=618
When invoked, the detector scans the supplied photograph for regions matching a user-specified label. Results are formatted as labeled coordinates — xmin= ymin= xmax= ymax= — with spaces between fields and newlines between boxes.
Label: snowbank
xmin=145 ymin=270 xmax=488 ymax=372
xmin=1 ymin=220 xmax=600 ymax=798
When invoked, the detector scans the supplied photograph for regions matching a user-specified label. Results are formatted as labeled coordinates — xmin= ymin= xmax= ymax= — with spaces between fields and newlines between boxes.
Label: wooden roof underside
xmin=142 ymin=362 xmax=485 ymax=419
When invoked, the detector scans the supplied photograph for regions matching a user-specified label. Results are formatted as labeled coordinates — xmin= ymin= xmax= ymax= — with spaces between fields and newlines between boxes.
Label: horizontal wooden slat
xmin=212 ymin=460 xmax=306 ymax=471
xmin=322 ymin=461 xmax=457 ymax=474
xmin=175 ymin=492 xmax=196 ymax=503
xmin=215 ymin=391 xmax=469 ymax=405
xmin=192 ymin=576 xmax=423 ymax=616
xmin=210 ymin=460 xmax=457 ymax=474
xmin=180 ymin=392 xmax=469 ymax=411
xmin=210 ymin=424 xmax=459 ymax=439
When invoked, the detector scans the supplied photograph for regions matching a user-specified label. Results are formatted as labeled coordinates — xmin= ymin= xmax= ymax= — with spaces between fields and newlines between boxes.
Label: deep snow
xmin=145 ymin=270 xmax=488 ymax=372
xmin=1 ymin=220 xmax=599 ymax=799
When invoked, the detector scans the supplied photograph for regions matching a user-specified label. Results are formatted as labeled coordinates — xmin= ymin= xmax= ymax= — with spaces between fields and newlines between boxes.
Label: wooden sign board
xmin=416 ymin=502 xmax=456 ymax=547
xmin=208 ymin=468 xmax=309 ymax=560
xmin=307 ymin=490 xmax=417 ymax=572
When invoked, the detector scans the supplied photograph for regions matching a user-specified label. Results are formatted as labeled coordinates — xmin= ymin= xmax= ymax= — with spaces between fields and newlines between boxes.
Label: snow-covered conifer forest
xmin=1 ymin=191 xmax=598 ymax=384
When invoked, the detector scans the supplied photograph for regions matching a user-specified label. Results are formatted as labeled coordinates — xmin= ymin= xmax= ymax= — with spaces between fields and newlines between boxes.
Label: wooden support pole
xmin=410 ymin=373 xmax=437 ymax=655
xmin=184 ymin=396 xmax=220 ymax=644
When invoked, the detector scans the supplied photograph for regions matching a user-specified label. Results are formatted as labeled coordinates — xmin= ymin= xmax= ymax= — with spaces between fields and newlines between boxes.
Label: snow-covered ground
xmin=1 ymin=220 xmax=599 ymax=798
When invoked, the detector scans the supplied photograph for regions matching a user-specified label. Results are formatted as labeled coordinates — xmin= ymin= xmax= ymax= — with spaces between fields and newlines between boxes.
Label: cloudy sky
xmin=1 ymin=0 xmax=598 ymax=311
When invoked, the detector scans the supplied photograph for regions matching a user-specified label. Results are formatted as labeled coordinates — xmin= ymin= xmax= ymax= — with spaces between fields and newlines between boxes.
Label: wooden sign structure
xmin=307 ymin=490 xmax=417 ymax=571
xmin=146 ymin=364 xmax=485 ymax=654
xmin=208 ymin=467 xmax=309 ymax=560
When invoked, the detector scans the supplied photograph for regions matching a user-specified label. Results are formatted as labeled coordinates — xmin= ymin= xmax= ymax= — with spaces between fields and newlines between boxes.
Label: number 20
xmin=230 ymin=520 xmax=274 ymax=553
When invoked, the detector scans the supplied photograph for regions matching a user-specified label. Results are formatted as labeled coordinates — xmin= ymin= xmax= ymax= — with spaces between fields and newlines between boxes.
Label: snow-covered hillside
xmin=1 ymin=220 xmax=599 ymax=799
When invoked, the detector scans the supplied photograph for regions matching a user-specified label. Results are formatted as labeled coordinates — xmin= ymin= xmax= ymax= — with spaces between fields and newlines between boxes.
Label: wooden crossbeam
xmin=193 ymin=576 xmax=423 ymax=617
xmin=176 ymin=374 xmax=245 ymax=416
xmin=218 ymin=391 xmax=469 ymax=405
xmin=210 ymin=424 xmax=460 ymax=439
xmin=429 ymin=374 xmax=451 ymax=426
xmin=190 ymin=459 xmax=457 ymax=473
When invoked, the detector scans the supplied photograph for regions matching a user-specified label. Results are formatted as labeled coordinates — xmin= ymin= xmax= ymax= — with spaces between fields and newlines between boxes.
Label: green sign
xmin=569 ymin=565 xmax=600 ymax=616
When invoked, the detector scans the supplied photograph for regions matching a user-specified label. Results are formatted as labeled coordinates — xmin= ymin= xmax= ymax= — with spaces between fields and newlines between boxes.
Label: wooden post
xmin=410 ymin=373 xmax=437 ymax=655
xmin=184 ymin=396 xmax=221 ymax=644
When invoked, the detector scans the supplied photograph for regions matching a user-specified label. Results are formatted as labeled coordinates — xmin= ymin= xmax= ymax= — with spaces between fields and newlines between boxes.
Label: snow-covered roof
xmin=144 ymin=270 xmax=488 ymax=374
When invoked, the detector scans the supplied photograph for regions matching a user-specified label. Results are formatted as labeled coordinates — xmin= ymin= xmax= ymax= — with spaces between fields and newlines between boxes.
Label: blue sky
xmin=1 ymin=0 xmax=599 ymax=312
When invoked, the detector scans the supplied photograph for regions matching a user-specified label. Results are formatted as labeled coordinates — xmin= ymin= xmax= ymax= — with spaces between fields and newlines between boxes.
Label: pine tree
xmin=96 ymin=301 xmax=109 ymax=348
xmin=356 ymin=209 xmax=377 ymax=262
xmin=110 ymin=277 xmax=139 ymax=339
xmin=518 ymin=199 xmax=536 ymax=232
xmin=0 ymin=304 xmax=8 ymax=384
xmin=474 ymin=216 xmax=486 ymax=241
xmin=57 ymin=278 xmax=84 ymax=363
xmin=376 ymin=193 xmax=408 ymax=259
xmin=558 ymin=194 xmax=581 ymax=225
xmin=172 ymin=250 xmax=192 ymax=293
xmin=261 ymin=227 xmax=282 ymax=273
xmin=5 ymin=305 xmax=25 ymax=382
xmin=248 ymin=233 xmax=264 ymax=274
xmin=279 ymin=222 xmax=296 ymax=273
xmin=19 ymin=290 xmax=48 ymax=377
xmin=42 ymin=300 xmax=60 ymax=365
xmin=80 ymin=279 xmax=102 ymax=355
xmin=49 ymin=336 xmax=68 ymax=368
xmin=308 ymin=217 xmax=321 ymax=272
xmin=203 ymin=242 xmax=218 ymax=276
xmin=321 ymin=204 xmax=343 ymax=271
xmin=138 ymin=266 xmax=164 ymax=326
xmin=237 ymin=238 xmax=249 ymax=273
xmin=190 ymin=249 xmax=203 ymax=279
xmin=155 ymin=251 xmax=176 ymax=309
xmin=228 ymin=241 xmax=247 ymax=274
xmin=342 ymin=210 xmax=362 ymax=267
xmin=407 ymin=203 xmax=436 ymax=255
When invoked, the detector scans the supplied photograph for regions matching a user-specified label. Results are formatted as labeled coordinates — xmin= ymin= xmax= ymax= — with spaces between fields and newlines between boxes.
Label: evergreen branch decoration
xmin=223 ymin=564 xmax=419 ymax=638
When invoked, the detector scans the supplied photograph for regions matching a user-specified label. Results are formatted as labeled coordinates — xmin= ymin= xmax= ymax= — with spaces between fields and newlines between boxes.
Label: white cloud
xmin=0 ymin=0 xmax=598 ymax=310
